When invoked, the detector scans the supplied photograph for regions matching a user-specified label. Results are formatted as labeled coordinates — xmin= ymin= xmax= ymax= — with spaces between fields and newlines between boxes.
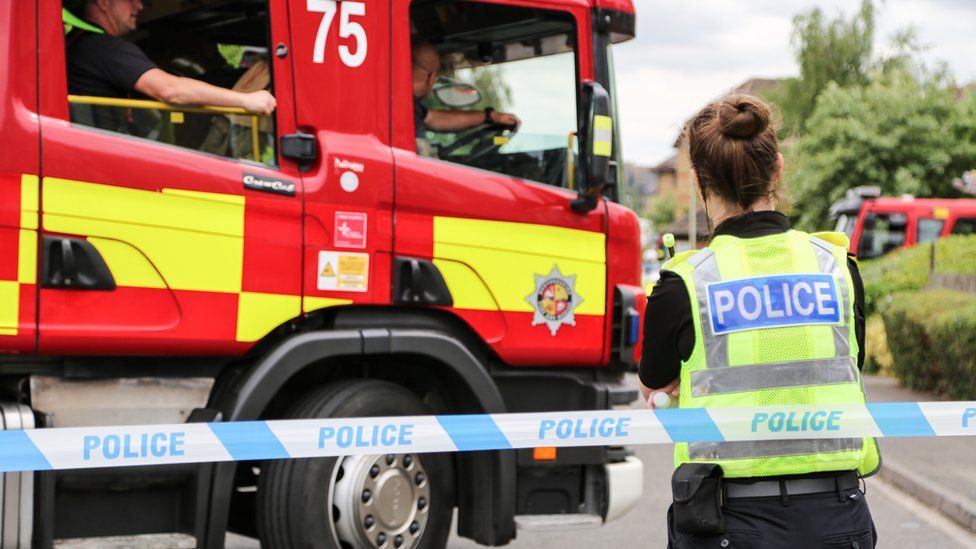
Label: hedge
xmin=880 ymin=289 xmax=976 ymax=399
xmin=859 ymin=234 xmax=976 ymax=316
xmin=862 ymin=315 xmax=893 ymax=375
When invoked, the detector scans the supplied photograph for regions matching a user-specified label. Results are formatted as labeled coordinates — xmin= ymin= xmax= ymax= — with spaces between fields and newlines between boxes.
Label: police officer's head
xmin=684 ymin=94 xmax=783 ymax=219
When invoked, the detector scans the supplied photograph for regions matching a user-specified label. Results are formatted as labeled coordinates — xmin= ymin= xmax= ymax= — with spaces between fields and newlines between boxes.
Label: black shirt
xmin=65 ymin=24 xmax=158 ymax=135
xmin=414 ymin=98 xmax=429 ymax=138
xmin=639 ymin=211 xmax=866 ymax=389
xmin=66 ymin=24 xmax=157 ymax=98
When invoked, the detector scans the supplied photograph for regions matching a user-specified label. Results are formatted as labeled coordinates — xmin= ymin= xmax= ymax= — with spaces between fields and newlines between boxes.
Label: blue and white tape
xmin=1 ymin=402 xmax=975 ymax=472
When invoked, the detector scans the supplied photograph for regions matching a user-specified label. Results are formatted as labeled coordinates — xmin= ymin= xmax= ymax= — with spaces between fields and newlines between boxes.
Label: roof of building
xmin=651 ymin=154 xmax=677 ymax=175
xmin=660 ymin=208 xmax=710 ymax=242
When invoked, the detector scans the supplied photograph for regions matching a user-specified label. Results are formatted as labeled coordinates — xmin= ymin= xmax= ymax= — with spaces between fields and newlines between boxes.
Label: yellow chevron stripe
xmin=433 ymin=217 xmax=605 ymax=315
xmin=18 ymin=230 xmax=36 ymax=285
xmin=236 ymin=292 xmax=301 ymax=342
xmin=88 ymin=237 xmax=166 ymax=289
xmin=20 ymin=175 xmax=38 ymax=230
xmin=0 ymin=281 xmax=18 ymax=336
xmin=302 ymin=296 xmax=353 ymax=314
xmin=433 ymin=259 xmax=498 ymax=311
xmin=42 ymin=178 xmax=244 ymax=293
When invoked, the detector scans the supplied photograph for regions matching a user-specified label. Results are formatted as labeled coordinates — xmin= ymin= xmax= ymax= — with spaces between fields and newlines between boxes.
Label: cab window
xmin=858 ymin=212 xmax=907 ymax=259
xmin=951 ymin=217 xmax=976 ymax=235
xmin=833 ymin=213 xmax=858 ymax=238
xmin=916 ymin=218 xmax=944 ymax=244
xmin=409 ymin=1 xmax=578 ymax=187
xmin=61 ymin=0 xmax=277 ymax=166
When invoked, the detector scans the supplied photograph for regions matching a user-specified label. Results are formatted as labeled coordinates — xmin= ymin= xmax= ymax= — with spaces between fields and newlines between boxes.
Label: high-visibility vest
xmin=62 ymin=9 xmax=104 ymax=35
xmin=664 ymin=229 xmax=880 ymax=478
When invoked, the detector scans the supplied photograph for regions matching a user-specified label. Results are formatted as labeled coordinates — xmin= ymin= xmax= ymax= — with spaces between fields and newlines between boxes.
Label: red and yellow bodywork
xmin=1 ymin=0 xmax=641 ymax=367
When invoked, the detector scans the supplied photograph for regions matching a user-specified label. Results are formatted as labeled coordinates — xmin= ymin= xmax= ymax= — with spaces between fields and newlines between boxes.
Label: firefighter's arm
xmin=134 ymin=68 xmax=277 ymax=115
xmin=425 ymin=108 xmax=520 ymax=131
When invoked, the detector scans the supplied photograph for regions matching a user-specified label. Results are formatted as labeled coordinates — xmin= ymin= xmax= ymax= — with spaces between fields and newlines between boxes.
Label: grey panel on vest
xmin=688 ymin=437 xmax=863 ymax=460
xmin=810 ymin=237 xmax=852 ymax=358
xmin=690 ymin=356 xmax=858 ymax=397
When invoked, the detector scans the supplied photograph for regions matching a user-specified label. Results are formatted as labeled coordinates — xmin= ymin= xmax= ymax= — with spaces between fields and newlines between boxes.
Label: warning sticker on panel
xmin=334 ymin=211 xmax=367 ymax=248
xmin=317 ymin=251 xmax=369 ymax=292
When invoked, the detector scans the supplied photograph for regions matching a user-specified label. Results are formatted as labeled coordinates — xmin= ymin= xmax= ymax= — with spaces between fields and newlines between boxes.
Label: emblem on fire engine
xmin=526 ymin=265 xmax=584 ymax=336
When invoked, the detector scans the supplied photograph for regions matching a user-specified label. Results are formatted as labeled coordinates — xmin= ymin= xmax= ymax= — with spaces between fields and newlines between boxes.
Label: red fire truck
xmin=0 ymin=0 xmax=644 ymax=547
xmin=831 ymin=187 xmax=976 ymax=259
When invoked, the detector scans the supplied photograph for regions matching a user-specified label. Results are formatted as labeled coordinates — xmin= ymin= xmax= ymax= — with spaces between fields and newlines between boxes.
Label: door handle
xmin=42 ymin=236 xmax=116 ymax=291
xmin=280 ymin=132 xmax=318 ymax=172
xmin=60 ymin=238 xmax=77 ymax=287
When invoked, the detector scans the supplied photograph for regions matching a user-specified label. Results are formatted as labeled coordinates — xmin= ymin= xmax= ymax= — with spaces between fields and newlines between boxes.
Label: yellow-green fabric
xmin=667 ymin=230 xmax=880 ymax=478
xmin=63 ymin=8 xmax=104 ymax=35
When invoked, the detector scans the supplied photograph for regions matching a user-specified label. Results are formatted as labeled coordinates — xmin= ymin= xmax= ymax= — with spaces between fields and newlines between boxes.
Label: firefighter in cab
xmin=639 ymin=94 xmax=879 ymax=548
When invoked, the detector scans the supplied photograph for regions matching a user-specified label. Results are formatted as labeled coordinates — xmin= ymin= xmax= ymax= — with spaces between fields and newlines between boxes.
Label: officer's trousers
xmin=667 ymin=483 xmax=877 ymax=548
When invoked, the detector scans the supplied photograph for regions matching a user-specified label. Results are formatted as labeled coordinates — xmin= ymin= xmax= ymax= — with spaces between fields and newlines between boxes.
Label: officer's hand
xmin=491 ymin=111 xmax=521 ymax=128
xmin=242 ymin=90 xmax=277 ymax=115
xmin=647 ymin=378 xmax=679 ymax=409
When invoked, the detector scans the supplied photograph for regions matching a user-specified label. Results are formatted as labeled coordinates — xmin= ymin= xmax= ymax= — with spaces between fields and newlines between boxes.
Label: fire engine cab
xmin=0 ymin=0 xmax=643 ymax=547
xmin=831 ymin=187 xmax=976 ymax=259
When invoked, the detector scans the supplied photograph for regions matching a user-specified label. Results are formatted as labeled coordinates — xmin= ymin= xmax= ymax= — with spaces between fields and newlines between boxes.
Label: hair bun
xmin=717 ymin=95 xmax=770 ymax=139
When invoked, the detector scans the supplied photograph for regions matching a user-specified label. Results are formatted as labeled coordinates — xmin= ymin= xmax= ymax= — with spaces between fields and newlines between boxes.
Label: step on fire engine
xmin=0 ymin=0 xmax=643 ymax=547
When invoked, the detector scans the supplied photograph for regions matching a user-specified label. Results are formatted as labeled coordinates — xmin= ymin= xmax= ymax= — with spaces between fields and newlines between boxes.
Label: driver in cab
xmin=412 ymin=42 xmax=520 ymax=157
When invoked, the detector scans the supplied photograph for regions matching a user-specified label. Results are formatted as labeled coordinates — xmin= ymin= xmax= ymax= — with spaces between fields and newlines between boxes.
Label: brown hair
xmin=685 ymin=94 xmax=780 ymax=212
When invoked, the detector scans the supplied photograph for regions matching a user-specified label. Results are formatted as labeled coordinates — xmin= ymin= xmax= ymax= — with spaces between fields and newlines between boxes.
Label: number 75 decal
xmin=307 ymin=0 xmax=368 ymax=68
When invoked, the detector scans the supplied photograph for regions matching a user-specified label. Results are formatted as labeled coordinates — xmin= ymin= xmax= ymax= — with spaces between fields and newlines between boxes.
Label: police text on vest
xmin=708 ymin=274 xmax=841 ymax=334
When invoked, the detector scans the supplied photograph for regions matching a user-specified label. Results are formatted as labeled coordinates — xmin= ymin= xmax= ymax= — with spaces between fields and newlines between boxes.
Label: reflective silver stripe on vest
xmin=687 ymin=249 xmax=730 ymax=368
xmin=691 ymin=356 xmax=858 ymax=396
xmin=688 ymin=437 xmax=863 ymax=460
xmin=810 ymin=237 xmax=852 ymax=358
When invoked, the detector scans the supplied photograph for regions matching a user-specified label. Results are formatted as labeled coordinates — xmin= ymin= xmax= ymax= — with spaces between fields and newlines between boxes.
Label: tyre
xmin=257 ymin=380 xmax=455 ymax=549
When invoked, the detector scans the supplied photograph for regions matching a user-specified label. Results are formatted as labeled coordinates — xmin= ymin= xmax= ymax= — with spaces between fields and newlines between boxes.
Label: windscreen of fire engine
xmin=858 ymin=212 xmax=908 ymax=259
xmin=63 ymin=0 xmax=277 ymax=166
xmin=411 ymin=2 xmax=578 ymax=187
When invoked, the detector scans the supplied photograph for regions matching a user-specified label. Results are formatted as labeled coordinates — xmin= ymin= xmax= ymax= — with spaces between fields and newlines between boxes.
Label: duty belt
xmin=724 ymin=471 xmax=859 ymax=499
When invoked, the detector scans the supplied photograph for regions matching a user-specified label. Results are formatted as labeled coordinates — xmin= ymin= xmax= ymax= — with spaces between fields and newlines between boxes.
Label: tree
xmin=765 ymin=1 xmax=875 ymax=135
xmin=648 ymin=192 xmax=681 ymax=232
xmin=789 ymin=69 xmax=976 ymax=230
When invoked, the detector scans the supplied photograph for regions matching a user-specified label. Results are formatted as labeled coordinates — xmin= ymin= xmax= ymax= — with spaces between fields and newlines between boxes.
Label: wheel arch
xmin=203 ymin=323 xmax=516 ymax=548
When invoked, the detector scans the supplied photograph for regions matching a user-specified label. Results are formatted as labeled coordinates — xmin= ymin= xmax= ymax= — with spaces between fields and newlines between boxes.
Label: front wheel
xmin=257 ymin=380 xmax=455 ymax=549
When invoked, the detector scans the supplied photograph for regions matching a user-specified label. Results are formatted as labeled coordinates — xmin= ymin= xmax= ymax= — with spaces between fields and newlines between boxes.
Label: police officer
xmin=639 ymin=94 xmax=879 ymax=548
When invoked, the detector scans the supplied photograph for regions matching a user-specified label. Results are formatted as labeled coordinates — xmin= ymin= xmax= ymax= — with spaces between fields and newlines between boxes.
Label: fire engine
xmin=830 ymin=187 xmax=976 ymax=259
xmin=0 ymin=0 xmax=644 ymax=547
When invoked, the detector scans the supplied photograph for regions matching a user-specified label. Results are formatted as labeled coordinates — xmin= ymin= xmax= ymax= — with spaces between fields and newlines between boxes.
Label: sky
xmin=614 ymin=0 xmax=976 ymax=167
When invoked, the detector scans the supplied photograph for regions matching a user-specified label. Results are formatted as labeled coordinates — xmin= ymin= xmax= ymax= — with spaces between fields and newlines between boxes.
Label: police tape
xmin=1 ymin=402 xmax=975 ymax=472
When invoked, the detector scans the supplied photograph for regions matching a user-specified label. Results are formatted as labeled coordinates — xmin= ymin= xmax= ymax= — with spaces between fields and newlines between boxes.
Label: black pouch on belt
xmin=671 ymin=463 xmax=725 ymax=535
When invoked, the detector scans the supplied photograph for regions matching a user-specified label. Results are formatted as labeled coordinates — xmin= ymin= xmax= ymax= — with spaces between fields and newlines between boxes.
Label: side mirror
xmin=572 ymin=80 xmax=613 ymax=213
xmin=433 ymin=77 xmax=483 ymax=108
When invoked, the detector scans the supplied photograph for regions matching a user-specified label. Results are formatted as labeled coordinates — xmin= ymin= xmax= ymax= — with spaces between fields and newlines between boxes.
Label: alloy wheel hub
xmin=332 ymin=453 xmax=431 ymax=548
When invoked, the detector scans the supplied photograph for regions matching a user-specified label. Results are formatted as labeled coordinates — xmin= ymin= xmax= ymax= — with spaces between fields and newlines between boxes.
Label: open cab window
xmin=410 ymin=1 xmax=578 ymax=187
xmin=61 ymin=0 xmax=278 ymax=166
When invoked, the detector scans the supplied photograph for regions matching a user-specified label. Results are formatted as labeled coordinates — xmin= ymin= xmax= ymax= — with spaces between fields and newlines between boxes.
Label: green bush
xmin=859 ymin=234 xmax=976 ymax=316
xmin=880 ymin=289 xmax=976 ymax=398
xmin=932 ymin=234 xmax=976 ymax=274
xmin=862 ymin=314 xmax=892 ymax=375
